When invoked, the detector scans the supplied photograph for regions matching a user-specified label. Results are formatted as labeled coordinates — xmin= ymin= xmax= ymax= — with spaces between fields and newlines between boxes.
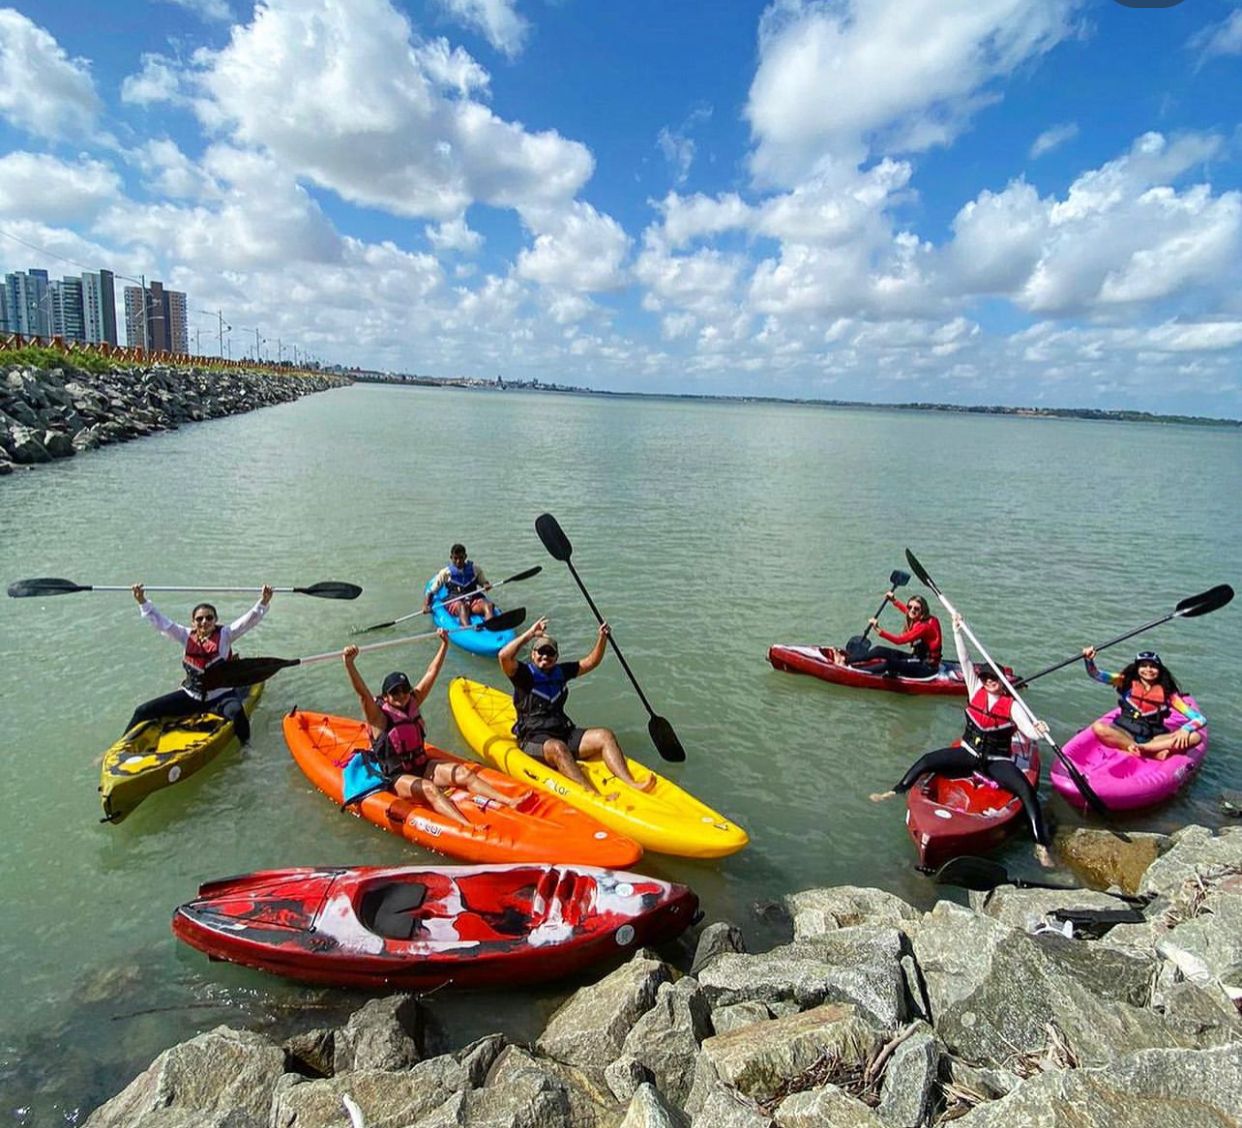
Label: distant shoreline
xmin=348 ymin=373 xmax=1241 ymax=429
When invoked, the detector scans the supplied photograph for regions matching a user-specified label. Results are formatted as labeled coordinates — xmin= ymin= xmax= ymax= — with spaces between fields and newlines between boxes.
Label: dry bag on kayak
xmin=341 ymin=753 xmax=386 ymax=808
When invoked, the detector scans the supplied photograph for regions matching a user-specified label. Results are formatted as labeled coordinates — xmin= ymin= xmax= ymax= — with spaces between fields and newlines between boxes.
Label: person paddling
xmin=1081 ymin=648 xmax=1205 ymax=760
xmin=871 ymin=613 xmax=1053 ymax=868
xmin=424 ymin=543 xmax=495 ymax=627
xmin=124 ymin=582 xmax=272 ymax=743
xmin=342 ymin=638 xmax=525 ymax=825
xmin=499 ymin=618 xmax=656 ymax=799
xmin=834 ymin=592 xmax=942 ymax=678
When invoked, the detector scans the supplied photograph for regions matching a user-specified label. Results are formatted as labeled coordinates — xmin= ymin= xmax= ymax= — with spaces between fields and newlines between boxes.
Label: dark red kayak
xmin=905 ymin=741 xmax=1041 ymax=870
xmin=768 ymin=645 xmax=1015 ymax=697
xmin=173 ymin=864 xmax=698 ymax=989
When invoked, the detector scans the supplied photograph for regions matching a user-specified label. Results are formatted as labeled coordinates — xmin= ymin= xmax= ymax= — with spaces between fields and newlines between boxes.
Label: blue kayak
xmin=424 ymin=579 xmax=517 ymax=657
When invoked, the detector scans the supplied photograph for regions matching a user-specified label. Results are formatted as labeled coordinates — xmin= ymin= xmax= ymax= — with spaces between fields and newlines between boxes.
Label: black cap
xmin=381 ymin=672 xmax=412 ymax=695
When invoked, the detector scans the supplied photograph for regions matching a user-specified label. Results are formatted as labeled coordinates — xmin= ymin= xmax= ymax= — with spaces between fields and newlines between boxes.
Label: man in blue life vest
xmin=499 ymin=617 xmax=656 ymax=799
xmin=424 ymin=543 xmax=495 ymax=626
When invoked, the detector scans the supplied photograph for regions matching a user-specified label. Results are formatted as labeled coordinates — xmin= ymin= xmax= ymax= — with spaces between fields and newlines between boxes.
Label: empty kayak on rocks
xmin=1050 ymin=697 xmax=1208 ymax=812
xmin=99 ymin=684 xmax=263 ymax=824
xmin=282 ymin=708 xmax=642 ymax=867
xmin=172 ymin=863 xmax=698 ymax=989
xmin=448 ymin=677 xmax=748 ymax=859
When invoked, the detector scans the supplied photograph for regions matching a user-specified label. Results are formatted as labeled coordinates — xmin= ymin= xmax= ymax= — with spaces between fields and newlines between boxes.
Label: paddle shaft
xmin=358 ymin=567 xmax=541 ymax=633
xmin=860 ymin=569 xmax=911 ymax=642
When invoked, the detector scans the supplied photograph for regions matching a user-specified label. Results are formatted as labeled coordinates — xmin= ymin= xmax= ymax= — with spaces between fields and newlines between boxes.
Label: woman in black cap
xmin=342 ymin=636 xmax=523 ymax=823
xmin=1081 ymin=647 xmax=1205 ymax=760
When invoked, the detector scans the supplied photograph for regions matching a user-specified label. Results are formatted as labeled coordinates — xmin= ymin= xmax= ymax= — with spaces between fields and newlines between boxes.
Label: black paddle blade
xmin=355 ymin=618 xmax=397 ymax=634
xmin=292 ymin=581 xmax=363 ymax=600
xmin=648 ymin=715 xmax=686 ymax=763
xmin=932 ymin=856 xmax=1069 ymax=894
xmin=889 ymin=569 xmax=911 ymax=588
xmin=7 ymin=577 xmax=90 ymax=598
xmin=903 ymin=549 xmax=939 ymax=594
xmin=1176 ymin=584 xmax=1234 ymax=618
xmin=199 ymin=655 xmax=301 ymax=691
xmin=535 ymin=513 xmax=573 ymax=562
xmin=503 ymin=566 xmax=542 ymax=584
xmin=483 ymin=607 xmax=526 ymax=632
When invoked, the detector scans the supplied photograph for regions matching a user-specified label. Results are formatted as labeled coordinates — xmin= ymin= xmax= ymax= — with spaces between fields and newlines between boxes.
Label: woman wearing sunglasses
xmin=123 ymin=582 xmax=274 ymax=743
xmin=499 ymin=618 xmax=656 ymax=798
xmin=1080 ymin=648 xmax=1205 ymax=760
xmin=872 ymin=612 xmax=1053 ymax=867
xmin=834 ymin=592 xmax=942 ymax=678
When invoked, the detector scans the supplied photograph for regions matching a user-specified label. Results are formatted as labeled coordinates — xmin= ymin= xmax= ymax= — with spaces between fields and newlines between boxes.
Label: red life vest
xmin=182 ymin=626 xmax=227 ymax=695
xmin=369 ymin=697 xmax=428 ymax=779
xmin=1121 ymin=680 xmax=1169 ymax=725
xmin=961 ymin=687 xmax=1016 ymax=757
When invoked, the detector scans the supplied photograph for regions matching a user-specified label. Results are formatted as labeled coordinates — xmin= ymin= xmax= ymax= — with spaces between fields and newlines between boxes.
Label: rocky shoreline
xmin=0 ymin=363 xmax=351 ymax=474
xmin=85 ymin=824 xmax=1242 ymax=1127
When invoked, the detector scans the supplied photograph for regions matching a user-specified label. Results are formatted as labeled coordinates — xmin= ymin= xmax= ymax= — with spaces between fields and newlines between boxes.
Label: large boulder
xmin=1138 ymin=825 xmax=1242 ymax=900
xmin=1055 ymin=827 xmax=1169 ymax=895
xmin=620 ymin=977 xmax=714 ymax=1106
xmin=786 ymin=887 xmax=919 ymax=942
xmin=332 ymin=995 xmax=423 ymax=1073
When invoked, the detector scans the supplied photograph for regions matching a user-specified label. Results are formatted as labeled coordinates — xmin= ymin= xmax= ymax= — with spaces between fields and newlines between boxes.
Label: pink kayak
xmin=1050 ymin=696 xmax=1208 ymax=811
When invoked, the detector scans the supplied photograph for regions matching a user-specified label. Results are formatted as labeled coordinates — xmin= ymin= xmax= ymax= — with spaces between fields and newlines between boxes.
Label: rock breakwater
xmin=85 ymin=824 xmax=1242 ymax=1127
xmin=0 ymin=363 xmax=351 ymax=474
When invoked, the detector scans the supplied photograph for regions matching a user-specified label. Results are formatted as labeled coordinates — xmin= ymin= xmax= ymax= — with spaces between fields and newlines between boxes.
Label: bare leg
xmin=870 ymin=790 xmax=897 ymax=803
xmin=432 ymin=762 xmax=528 ymax=807
xmin=580 ymin=728 xmax=656 ymax=793
xmin=395 ymin=773 xmax=468 ymax=825
xmin=540 ymin=738 xmax=604 ymax=796
xmin=1136 ymin=731 xmax=1201 ymax=761
xmin=1091 ymin=721 xmax=1140 ymax=754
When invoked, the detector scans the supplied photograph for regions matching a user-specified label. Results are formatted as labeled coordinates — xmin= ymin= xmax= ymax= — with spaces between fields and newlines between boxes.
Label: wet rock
xmin=42 ymin=428 xmax=75 ymax=458
xmin=691 ymin=922 xmax=747 ymax=975
xmin=786 ymin=887 xmax=919 ymax=941
xmin=1054 ymin=827 xmax=1168 ymax=895
xmin=332 ymin=995 xmax=423 ymax=1073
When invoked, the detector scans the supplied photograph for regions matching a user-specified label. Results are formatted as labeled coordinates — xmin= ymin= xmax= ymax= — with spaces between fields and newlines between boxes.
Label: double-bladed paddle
xmin=353 ymin=566 xmax=543 ymax=634
xmin=1013 ymin=584 xmax=1234 ymax=689
xmin=844 ymin=568 xmax=912 ymax=660
xmin=904 ymin=548 xmax=1113 ymax=820
xmin=535 ymin=513 xmax=685 ymax=763
xmin=931 ymin=855 xmax=1147 ymax=906
xmin=198 ymin=607 xmax=527 ymax=691
xmin=7 ymin=578 xmax=363 ymax=600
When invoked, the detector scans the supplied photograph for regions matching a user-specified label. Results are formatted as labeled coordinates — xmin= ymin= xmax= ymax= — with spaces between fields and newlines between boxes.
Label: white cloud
xmin=657 ymin=104 xmax=712 ymax=186
xmin=0 ymin=152 xmax=121 ymax=223
xmin=1030 ymin=121 xmax=1078 ymax=159
xmin=746 ymin=0 xmax=1082 ymax=186
xmin=121 ymin=53 xmax=187 ymax=106
xmin=131 ymin=139 xmax=222 ymax=200
xmin=425 ymin=217 xmax=484 ymax=253
xmin=435 ymin=0 xmax=530 ymax=58
xmin=516 ymin=201 xmax=630 ymax=292
xmin=0 ymin=9 xmax=101 ymax=138
xmin=1189 ymin=9 xmax=1242 ymax=58
xmin=159 ymin=0 xmax=233 ymax=22
xmin=191 ymin=0 xmax=592 ymax=220
xmin=653 ymin=191 xmax=753 ymax=249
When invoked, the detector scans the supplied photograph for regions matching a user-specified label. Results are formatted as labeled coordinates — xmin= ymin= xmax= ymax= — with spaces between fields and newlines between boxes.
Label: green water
xmin=1 ymin=384 xmax=1238 ymax=1120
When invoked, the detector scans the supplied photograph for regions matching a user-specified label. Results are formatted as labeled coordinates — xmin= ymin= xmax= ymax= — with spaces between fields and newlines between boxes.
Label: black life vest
xmin=912 ymin=616 xmax=943 ymax=666
xmin=513 ymin=662 xmax=572 ymax=740
xmin=446 ymin=560 xmax=479 ymax=597
xmin=182 ymin=627 xmax=228 ymax=695
xmin=367 ymin=698 xmax=428 ymax=780
xmin=961 ymin=687 xmax=1017 ymax=757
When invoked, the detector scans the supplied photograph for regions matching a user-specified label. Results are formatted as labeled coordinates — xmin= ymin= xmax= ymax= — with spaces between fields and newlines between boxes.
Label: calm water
xmin=1 ymin=384 xmax=1238 ymax=1121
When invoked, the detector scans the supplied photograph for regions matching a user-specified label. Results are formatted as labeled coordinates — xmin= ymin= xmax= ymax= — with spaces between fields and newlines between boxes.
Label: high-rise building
xmin=50 ymin=278 xmax=86 ymax=341
xmin=166 ymin=288 xmax=188 ymax=354
xmin=81 ymin=269 xmax=118 ymax=345
xmin=4 ymin=269 xmax=51 ymax=335
xmin=124 ymin=279 xmax=188 ymax=352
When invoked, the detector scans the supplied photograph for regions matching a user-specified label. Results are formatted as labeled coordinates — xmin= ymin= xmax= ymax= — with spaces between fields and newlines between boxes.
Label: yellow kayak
xmin=448 ymin=677 xmax=748 ymax=858
xmin=99 ymin=684 xmax=263 ymax=824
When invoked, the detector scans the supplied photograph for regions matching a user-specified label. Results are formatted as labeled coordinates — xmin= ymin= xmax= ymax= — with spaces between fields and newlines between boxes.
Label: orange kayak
xmin=282 ymin=709 xmax=643 ymax=867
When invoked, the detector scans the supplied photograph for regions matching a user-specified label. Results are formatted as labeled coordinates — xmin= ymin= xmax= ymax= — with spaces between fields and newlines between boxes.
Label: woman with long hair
xmin=838 ymin=591 xmax=942 ymax=678
xmin=1081 ymin=648 xmax=1205 ymax=760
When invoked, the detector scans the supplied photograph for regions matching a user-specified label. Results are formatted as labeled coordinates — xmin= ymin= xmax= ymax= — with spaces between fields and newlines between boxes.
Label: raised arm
xmin=226 ymin=584 xmax=273 ymax=640
xmin=500 ymin=618 xmax=547 ymax=677
xmin=132 ymin=583 xmax=189 ymax=645
xmin=413 ymin=631 xmax=450 ymax=703
xmin=578 ymin=622 xmax=611 ymax=675
xmin=343 ymin=645 xmax=386 ymax=731
xmin=1081 ymin=647 xmax=1122 ymax=687
xmin=951 ymin=614 xmax=980 ymax=697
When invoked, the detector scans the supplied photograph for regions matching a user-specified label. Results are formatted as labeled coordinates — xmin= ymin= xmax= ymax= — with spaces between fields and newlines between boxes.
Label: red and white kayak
xmin=768 ymin=645 xmax=1010 ymax=697
xmin=905 ymin=740 xmax=1041 ymax=869
xmin=172 ymin=864 xmax=698 ymax=989
xmin=1050 ymin=697 xmax=1208 ymax=811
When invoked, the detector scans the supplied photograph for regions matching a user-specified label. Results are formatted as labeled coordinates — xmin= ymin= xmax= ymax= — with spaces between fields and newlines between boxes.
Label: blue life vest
xmin=447 ymin=560 xmax=478 ymax=596
xmin=513 ymin=662 xmax=572 ymax=739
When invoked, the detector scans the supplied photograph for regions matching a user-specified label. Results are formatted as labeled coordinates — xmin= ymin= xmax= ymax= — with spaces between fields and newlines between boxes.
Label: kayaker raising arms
xmin=871 ymin=613 xmax=1054 ymax=868
xmin=424 ymin=543 xmax=496 ymax=627
xmin=1081 ymin=648 xmax=1205 ymax=760
xmin=342 ymin=638 xmax=525 ymax=825
xmin=124 ymin=582 xmax=272 ymax=744
xmin=499 ymin=618 xmax=657 ymax=799
xmin=835 ymin=592 xmax=942 ymax=678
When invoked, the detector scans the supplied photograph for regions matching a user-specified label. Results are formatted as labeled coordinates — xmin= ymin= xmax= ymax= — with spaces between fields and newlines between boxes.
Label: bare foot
xmin=1153 ymin=749 xmax=1172 ymax=762
xmin=1035 ymin=844 xmax=1054 ymax=869
xmin=869 ymin=791 xmax=896 ymax=803
xmin=1122 ymin=744 xmax=1142 ymax=758
xmin=634 ymin=773 xmax=658 ymax=794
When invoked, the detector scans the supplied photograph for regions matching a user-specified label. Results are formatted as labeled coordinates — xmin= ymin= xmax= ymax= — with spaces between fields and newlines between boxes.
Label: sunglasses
xmin=193 ymin=614 xmax=216 ymax=623
xmin=533 ymin=646 xmax=558 ymax=658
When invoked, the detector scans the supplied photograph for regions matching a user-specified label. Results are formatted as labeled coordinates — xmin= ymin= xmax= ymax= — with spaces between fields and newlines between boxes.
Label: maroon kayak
xmin=768 ymin=644 xmax=1005 ymax=696
xmin=173 ymin=864 xmax=698 ymax=989
xmin=905 ymin=740 xmax=1041 ymax=870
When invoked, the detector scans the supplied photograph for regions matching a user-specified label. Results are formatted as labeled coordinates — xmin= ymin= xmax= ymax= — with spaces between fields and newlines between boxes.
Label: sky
xmin=2 ymin=0 xmax=1242 ymax=417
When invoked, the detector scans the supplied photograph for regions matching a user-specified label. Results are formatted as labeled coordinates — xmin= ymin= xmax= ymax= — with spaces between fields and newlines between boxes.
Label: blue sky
xmin=2 ymin=0 xmax=1241 ymax=416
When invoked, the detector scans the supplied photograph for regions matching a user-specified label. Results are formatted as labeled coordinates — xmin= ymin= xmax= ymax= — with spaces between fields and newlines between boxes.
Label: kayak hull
xmin=425 ymin=580 xmax=516 ymax=656
xmin=768 ymin=645 xmax=993 ymax=697
xmin=449 ymin=677 xmax=748 ymax=858
xmin=99 ymin=684 xmax=263 ymax=824
xmin=1050 ymin=698 xmax=1208 ymax=811
xmin=283 ymin=709 xmax=642 ymax=866
xmin=172 ymin=864 xmax=698 ymax=989
xmin=905 ymin=741 xmax=1040 ymax=870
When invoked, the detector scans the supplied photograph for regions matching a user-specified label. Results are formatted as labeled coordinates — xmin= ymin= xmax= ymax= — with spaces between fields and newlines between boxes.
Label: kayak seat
xmin=359 ymin=883 xmax=429 ymax=941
